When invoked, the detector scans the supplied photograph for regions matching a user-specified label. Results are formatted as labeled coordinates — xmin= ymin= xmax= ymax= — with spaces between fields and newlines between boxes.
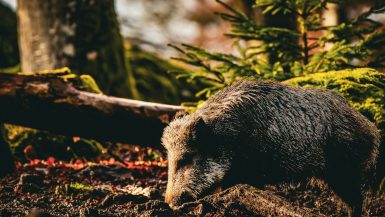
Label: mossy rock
xmin=1 ymin=68 xmax=105 ymax=161
xmin=4 ymin=124 xmax=104 ymax=162
xmin=285 ymin=68 xmax=385 ymax=134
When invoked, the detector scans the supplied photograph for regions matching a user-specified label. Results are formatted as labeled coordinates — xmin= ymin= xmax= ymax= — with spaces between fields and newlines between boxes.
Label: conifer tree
xmin=171 ymin=0 xmax=385 ymax=100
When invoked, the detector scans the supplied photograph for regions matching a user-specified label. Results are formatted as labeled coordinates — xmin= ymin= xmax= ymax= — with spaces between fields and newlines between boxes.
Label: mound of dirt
xmin=0 ymin=160 xmax=384 ymax=217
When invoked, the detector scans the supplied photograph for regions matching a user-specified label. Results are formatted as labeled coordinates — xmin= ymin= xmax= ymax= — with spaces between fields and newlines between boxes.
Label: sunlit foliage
xmin=171 ymin=0 xmax=385 ymax=100
xmin=286 ymin=68 xmax=385 ymax=134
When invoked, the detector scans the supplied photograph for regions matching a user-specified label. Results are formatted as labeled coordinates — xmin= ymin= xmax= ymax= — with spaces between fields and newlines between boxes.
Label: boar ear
xmin=192 ymin=117 xmax=207 ymax=139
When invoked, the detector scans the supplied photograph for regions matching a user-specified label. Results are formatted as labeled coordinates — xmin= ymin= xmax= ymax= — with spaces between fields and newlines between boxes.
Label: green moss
xmin=69 ymin=182 xmax=93 ymax=191
xmin=4 ymin=124 xmax=103 ymax=162
xmin=21 ymin=67 xmax=103 ymax=94
xmin=285 ymin=68 xmax=385 ymax=133
xmin=55 ymin=182 xmax=97 ymax=198
xmin=30 ymin=67 xmax=72 ymax=76
xmin=0 ymin=64 xmax=20 ymax=73
xmin=79 ymin=74 xmax=103 ymax=94
xmin=2 ymin=68 xmax=104 ymax=161
xmin=0 ymin=124 xmax=15 ymax=176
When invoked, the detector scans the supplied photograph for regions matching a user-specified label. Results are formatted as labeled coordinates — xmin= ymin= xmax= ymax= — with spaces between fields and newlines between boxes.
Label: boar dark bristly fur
xmin=162 ymin=79 xmax=380 ymax=217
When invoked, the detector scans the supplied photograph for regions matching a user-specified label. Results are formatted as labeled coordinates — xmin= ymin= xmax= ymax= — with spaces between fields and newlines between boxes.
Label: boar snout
xmin=165 ymin=191 xmax=194 ymax=207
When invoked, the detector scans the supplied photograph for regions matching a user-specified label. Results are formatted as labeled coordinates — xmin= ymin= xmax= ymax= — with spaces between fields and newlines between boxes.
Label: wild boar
xmin=162 ymin=80 xmax=380 ymax=217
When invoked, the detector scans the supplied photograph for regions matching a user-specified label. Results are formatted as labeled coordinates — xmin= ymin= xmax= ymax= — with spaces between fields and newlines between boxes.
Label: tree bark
xmin=17 ymin=0 xmax=136 ymax=98
xmin=0 ymin=2 xmax=19 ymax=68
xmin=0 ymin=73 xmax=184 ymax=147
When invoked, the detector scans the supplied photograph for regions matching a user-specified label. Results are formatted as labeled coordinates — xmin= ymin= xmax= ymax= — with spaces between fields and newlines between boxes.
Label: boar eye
xmin=176 ymin=154 xmax=194 ymax=171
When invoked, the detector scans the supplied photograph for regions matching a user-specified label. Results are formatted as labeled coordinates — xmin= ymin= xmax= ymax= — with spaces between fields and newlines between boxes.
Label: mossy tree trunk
xmin=17 ymin=0 xmax=136 ymax=98
xmin=0 ymin=124 xmax=15 ymax=177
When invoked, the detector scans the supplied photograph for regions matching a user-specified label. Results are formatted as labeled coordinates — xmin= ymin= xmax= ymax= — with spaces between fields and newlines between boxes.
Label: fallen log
xmin=0 ymin=73 xmax=184 ymax=147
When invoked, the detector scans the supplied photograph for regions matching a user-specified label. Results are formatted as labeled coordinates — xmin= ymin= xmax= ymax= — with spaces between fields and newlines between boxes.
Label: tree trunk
xmin=0 ymin=73 xmax=184 ymax=147
xmin=17 ymin=0 xmax=137 ymax=98
xmin=0 ymin=2 xmax=19 ymax=68
xmin=322 ymin=3 xmax=339 ymax=50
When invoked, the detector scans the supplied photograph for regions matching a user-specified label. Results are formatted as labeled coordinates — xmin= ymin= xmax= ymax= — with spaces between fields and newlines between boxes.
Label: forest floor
xmin=0 ymin=146 xmax=384 ymax=217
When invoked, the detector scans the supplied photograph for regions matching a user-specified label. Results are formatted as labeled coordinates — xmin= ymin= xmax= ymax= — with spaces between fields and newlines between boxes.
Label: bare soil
xmin=0 ymin=156 xmax=384 ymax=217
